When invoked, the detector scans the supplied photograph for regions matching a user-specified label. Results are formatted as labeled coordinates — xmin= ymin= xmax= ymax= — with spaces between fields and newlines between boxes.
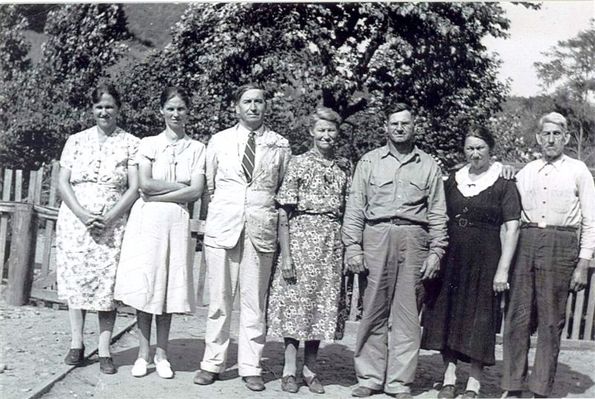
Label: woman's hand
xmin=493 ymin=269 xmax=510 ymax=293
xmin=75 ymin=209 xmax=102 ymax=228
xmin=280 ymin=253 xmax=296 ymax=282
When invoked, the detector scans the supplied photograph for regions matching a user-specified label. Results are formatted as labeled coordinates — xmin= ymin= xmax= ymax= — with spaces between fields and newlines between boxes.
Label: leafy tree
xmin=119 ymin=2 xmax=511 ymax=167
xmin=0 ymin=4 xmax=31 ymax=82
xmin=535 ymin=21 xmax=595 ymax=164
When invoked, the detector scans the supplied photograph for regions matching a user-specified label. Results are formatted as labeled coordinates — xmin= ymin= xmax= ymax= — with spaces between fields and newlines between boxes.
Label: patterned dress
xmin=56 ymin=126 xmax=139 ymax=311
xmin=268 ymin=149 xmax=351 ymax=341
xmin=114 ymin=133 xmax=206 ymax=315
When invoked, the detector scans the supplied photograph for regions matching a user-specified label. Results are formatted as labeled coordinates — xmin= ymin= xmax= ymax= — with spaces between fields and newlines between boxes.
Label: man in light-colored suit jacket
xmin=194 ymin=84 xmax=291 ymax=392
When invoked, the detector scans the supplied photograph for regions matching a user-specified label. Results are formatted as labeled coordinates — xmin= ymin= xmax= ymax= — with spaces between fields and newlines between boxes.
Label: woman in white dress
xmin=114 ymin=87 xmax=206 ymax=379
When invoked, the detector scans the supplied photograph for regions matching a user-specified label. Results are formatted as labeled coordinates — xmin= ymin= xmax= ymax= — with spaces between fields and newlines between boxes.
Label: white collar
xmin=455 ymin=161 xmax=502 ymax=197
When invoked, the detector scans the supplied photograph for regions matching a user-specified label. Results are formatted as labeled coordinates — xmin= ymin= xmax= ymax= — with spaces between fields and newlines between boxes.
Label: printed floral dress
xmin=268 ymin=149 xmax=351 ymax=341
xmin=56 ymin=127 xmax=139 ymax=311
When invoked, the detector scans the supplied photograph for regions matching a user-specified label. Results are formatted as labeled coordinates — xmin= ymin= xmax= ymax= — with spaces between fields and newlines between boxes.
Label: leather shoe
xmin=243 ymin=375 xmax=265 ymax=391
xmin=462 ymin=390 xmax=478 ymax=398
xmin=304 ymin=374 xmax=325 ymax=394
xmin=352 ymin=386 xmax=382 ymax=397
xmin=64 ymin=346 xmax=85 ymax=366
xmin=193 ymin=369 xmax=219 ymax=385
xmin=281 ymin=375 xmax=299 ymax=393
xmin=438 ymin=384 xmax=456 ymax=398
xmin=99 ymin=357 xmax=116 ymax=374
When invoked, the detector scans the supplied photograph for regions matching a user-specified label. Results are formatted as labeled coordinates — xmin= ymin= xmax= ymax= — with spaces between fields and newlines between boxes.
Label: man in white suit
xmin=194 ymin=84 xmax=291 ymax=392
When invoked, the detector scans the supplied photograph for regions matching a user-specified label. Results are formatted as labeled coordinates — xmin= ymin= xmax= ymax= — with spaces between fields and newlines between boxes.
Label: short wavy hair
xmin=538 ymin=112 xmax=567 ymax=132
xmin=308 ymin=106 xmax=342 ymax=130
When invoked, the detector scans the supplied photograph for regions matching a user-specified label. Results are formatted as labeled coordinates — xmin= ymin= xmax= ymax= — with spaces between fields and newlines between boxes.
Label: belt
xmin=521 ymin=222 xmax=577 ymax=232
xmin=366 ymin=217 xmax=424 ymax=227
xmin=450 ymin=215 xmax=500 ymax=231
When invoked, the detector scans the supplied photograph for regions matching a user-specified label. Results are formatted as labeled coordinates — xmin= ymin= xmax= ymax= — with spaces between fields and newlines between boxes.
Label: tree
xmin=535 ymin=20 xmax=595 ymax=164
xmin=119 ymin=2 xmax=511 ymax=167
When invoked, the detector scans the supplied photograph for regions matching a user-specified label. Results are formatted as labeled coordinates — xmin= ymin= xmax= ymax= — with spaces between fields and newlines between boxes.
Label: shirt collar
xmin=236 ymin=123 xmax=265 ymax=137
xmin=380 ymin=143 xmax=421 ymax=164
xmin=537 ymin=154 xmax=567 ymax=172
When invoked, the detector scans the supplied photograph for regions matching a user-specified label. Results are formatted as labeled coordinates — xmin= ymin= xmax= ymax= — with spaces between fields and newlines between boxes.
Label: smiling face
xmin=160 ymin=95 xmax=189 ymax=130
xmin=464 ymin=136 xmax=491 ymax=172
xmin=310 ymin=119 xmax=339 ymax=153
xmin=536 ymin=121 xmax=569 ymax=162
xmin=385 ymin=110 xmax=414 ymax=146
xmin=92 ymin=93 xmax=119 ymax=132
xmin=236 ymin=89 xmax=266 ymax=130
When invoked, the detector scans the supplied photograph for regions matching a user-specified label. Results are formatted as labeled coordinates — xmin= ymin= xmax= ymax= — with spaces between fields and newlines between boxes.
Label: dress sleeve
xmin=501 ymin=179 xmax=522 ymax=222
xmin=136 ymin=137 xmax=155 ymax=164
xmin=191 ymin=142 xmax=207 ymax=175
xmin=127 ymin=135 xmax=141 ymax=167
xmin=59 ymin=135 xmax=77 ymax=170
xmin=276 ymin=156 xmax=299 ymax=206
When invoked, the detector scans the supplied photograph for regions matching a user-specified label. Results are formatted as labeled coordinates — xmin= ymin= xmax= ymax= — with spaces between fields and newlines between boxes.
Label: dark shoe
xmin=193 ymin=369 xmax=219 ymax=385
xmin=304 ymin=374 xmax=325 ymax=394
xmin=352 ymin=386 xmax=382 ymax=397
xmin=462 ymin=390 xmax=478 ymax=398
xmin=99 ymin=357 xmax=117 ymax=374
xmin=504 ymin=390 xmax=524 ymax=398
xmin=64 ymin=346 xmax=85 ymax=366
xmin=438 ymin=384 xmax=456 ymax=399
xmin=243 ymin=375 xmax=265 ymax=391
xmin=532 ymin=393 xmax=547 ymax=398
xmin=281 ymin=375 xmax=299 ymax=393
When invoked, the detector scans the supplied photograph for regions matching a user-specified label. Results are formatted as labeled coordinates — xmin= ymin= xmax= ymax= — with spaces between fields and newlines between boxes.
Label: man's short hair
xmin=233 ymin=83 xmax=266 ymax=104
xmin=384 ymin=102 xmax=414 ymax=120
xmin=538 ymin=112 xmax=567 ymax=132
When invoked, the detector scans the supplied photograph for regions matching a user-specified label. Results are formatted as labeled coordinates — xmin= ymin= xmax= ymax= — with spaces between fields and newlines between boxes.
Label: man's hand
xmin=344 ymin=254 xmax=366 ymax=274
xmin=279 ymin=253 xmax=296 ymax=282
xmin=493 ymin=269 xmax=510 ymax=293
xmin=570 ymin=258 xmax=590 ymax=292
xmin=421 ymin=253 xmax=440 ymax=280
xmin=500 ymin=164 xmax=517 ymax=180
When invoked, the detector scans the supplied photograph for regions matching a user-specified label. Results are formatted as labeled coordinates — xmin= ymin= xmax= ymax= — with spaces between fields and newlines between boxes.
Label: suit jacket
xmin=204 ymin=124 xmax=291 ymax=252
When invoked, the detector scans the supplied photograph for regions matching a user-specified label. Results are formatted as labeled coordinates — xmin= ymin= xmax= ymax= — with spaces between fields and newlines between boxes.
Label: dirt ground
xmin=1 ymin=297 xmax=594 ymax=399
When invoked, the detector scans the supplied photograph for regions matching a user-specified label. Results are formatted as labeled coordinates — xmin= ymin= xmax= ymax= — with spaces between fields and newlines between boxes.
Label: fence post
xmin=6 ymin=203 xmax=37 ymax=305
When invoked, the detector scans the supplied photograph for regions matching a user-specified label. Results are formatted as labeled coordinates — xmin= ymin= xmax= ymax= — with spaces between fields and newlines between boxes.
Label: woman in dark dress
xmin=421 ymin=126 xmax=521 ymax=398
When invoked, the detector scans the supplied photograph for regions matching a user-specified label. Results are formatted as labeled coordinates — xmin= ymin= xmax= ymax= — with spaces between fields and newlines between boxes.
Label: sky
xmin=483 ymin=1 xmax=594 ymax=98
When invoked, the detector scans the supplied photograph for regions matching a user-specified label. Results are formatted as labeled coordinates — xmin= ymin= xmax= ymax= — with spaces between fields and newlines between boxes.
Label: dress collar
xmin=455 ymin=161 xmax=502 ymax=197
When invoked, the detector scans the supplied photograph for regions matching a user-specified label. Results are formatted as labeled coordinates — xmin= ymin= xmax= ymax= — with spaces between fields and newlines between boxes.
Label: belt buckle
xmin=457 ymin=217 xmax=468 ymax=227
xmin=537 ymin=222 xmax=547 ymax=228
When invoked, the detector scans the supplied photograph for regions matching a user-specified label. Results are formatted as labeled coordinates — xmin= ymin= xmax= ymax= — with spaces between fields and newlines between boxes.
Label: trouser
xmin=200 ymin=231 xmax=274 ymax=376
xmin=354 ymin=223 xmax=428 ymax=394
xmin=501 ymin=228 xmax=578 ymax=397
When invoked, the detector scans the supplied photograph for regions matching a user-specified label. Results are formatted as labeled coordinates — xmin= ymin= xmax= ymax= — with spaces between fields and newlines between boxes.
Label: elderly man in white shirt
xmin=194 ymin=84 xmax=291 ymax=392
xmin=501 ymin=112 xmax=595 ymax=398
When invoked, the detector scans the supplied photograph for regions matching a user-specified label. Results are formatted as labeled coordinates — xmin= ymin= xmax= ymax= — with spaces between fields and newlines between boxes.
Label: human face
xmin=536 ymin=122 xmax=569 ymax=162
xmin=93 ymin=93 xmax=119 ymax=133
xmin=160 ymin=95 xmax=189 ymax=131
xmin=310 ymin=119 xmax=339 ymax=154
xmin=464 ymin=136 xmax=491 ymax=172
xmin=386 ymin=110 xmax=414 ymax=146
xmin=235 ymin=89 xmax=266 ymax=130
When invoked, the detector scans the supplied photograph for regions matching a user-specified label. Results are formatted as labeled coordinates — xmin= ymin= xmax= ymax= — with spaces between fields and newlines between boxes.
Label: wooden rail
xmin=0 ymin=162 xmax=594 ymax=340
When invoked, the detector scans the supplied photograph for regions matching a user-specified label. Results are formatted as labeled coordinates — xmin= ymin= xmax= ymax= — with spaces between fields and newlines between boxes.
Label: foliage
xmin=0 ymin=4 xmax=31 ymax=82
xmin=118 ymin=2 xmax=511 ymax=167
xmin=534 ymin=20 xmax=595 ymax=164
xmin=0 ymin=4 xmax=132 ymax=169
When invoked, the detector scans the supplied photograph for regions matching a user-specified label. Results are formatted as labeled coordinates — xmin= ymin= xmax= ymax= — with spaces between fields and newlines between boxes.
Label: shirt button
xmin=542 ymin=201 xmax=546 ymax=204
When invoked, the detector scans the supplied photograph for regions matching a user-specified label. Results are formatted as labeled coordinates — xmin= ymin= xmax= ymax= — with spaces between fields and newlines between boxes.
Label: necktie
xmin=241 ymin=131 xmax=256 ymax=183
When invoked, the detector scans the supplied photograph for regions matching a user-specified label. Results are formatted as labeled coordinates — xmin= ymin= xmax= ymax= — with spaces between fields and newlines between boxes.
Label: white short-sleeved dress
xmin=56 ymin=126 xmax=139 ymax=311
xmin=114 ymin=132 xmax=205 ymax=315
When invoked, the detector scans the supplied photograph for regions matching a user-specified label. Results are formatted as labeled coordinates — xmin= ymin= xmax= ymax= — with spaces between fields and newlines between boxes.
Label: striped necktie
xmin=241 ymin=131 xmax=256 ymax=183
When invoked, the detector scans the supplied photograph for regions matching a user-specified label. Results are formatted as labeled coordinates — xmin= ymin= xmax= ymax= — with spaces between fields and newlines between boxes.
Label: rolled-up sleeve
xmin=342 ymin=158 xmax=369 ymax=260
xmin=426 ymin=164 xmax=448 ymax=259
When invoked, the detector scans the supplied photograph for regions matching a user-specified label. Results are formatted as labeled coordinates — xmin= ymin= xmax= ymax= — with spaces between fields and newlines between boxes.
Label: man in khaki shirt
xmin=502 ymin=112 xmax=595 ymax=398
xmin=342 ymin=102 xmax=448 ymax=398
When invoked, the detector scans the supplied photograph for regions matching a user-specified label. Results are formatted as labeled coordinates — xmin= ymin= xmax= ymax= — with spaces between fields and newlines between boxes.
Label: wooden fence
xmin=0 ymin=162 xmax=594 ymax=341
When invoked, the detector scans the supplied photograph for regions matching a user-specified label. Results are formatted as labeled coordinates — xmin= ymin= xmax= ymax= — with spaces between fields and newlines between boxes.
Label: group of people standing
xmin=55 ymin=82 xmax=594 ymax=399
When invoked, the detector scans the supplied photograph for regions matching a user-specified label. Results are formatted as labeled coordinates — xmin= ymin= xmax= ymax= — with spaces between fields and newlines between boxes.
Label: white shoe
xmin=154 ymin=356 xmax=174 ymax=379
xmin=131 ymin=358 xmax=149 ymax=377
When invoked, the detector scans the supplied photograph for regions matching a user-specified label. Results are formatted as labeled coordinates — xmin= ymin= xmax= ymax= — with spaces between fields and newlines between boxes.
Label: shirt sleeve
xmin=342 ymin=157 xmax=370 ymax=260
xmin=426 ymin=162 xmax=449 ymax=259
xmin=501 ymin=179 xmax=522 ymax=223
xmin=59 ymin=135 xmax=77 ymax=170
xmin=205 ymin=136 xmax=218 ymax=196
xmin=577 ymin=163 xmax=595 ymax=260
xmin=276 ymin=156 xmax=299 ymax=206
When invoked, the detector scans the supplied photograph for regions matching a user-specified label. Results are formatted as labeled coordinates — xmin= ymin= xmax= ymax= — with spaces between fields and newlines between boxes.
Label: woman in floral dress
xmin=114 ymin=87 xmax=205 ymax=379
xmin=268 ymin=107 xmax=351 ymax=394
xmin=56 ymin=84 xmax=140 ymax=374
